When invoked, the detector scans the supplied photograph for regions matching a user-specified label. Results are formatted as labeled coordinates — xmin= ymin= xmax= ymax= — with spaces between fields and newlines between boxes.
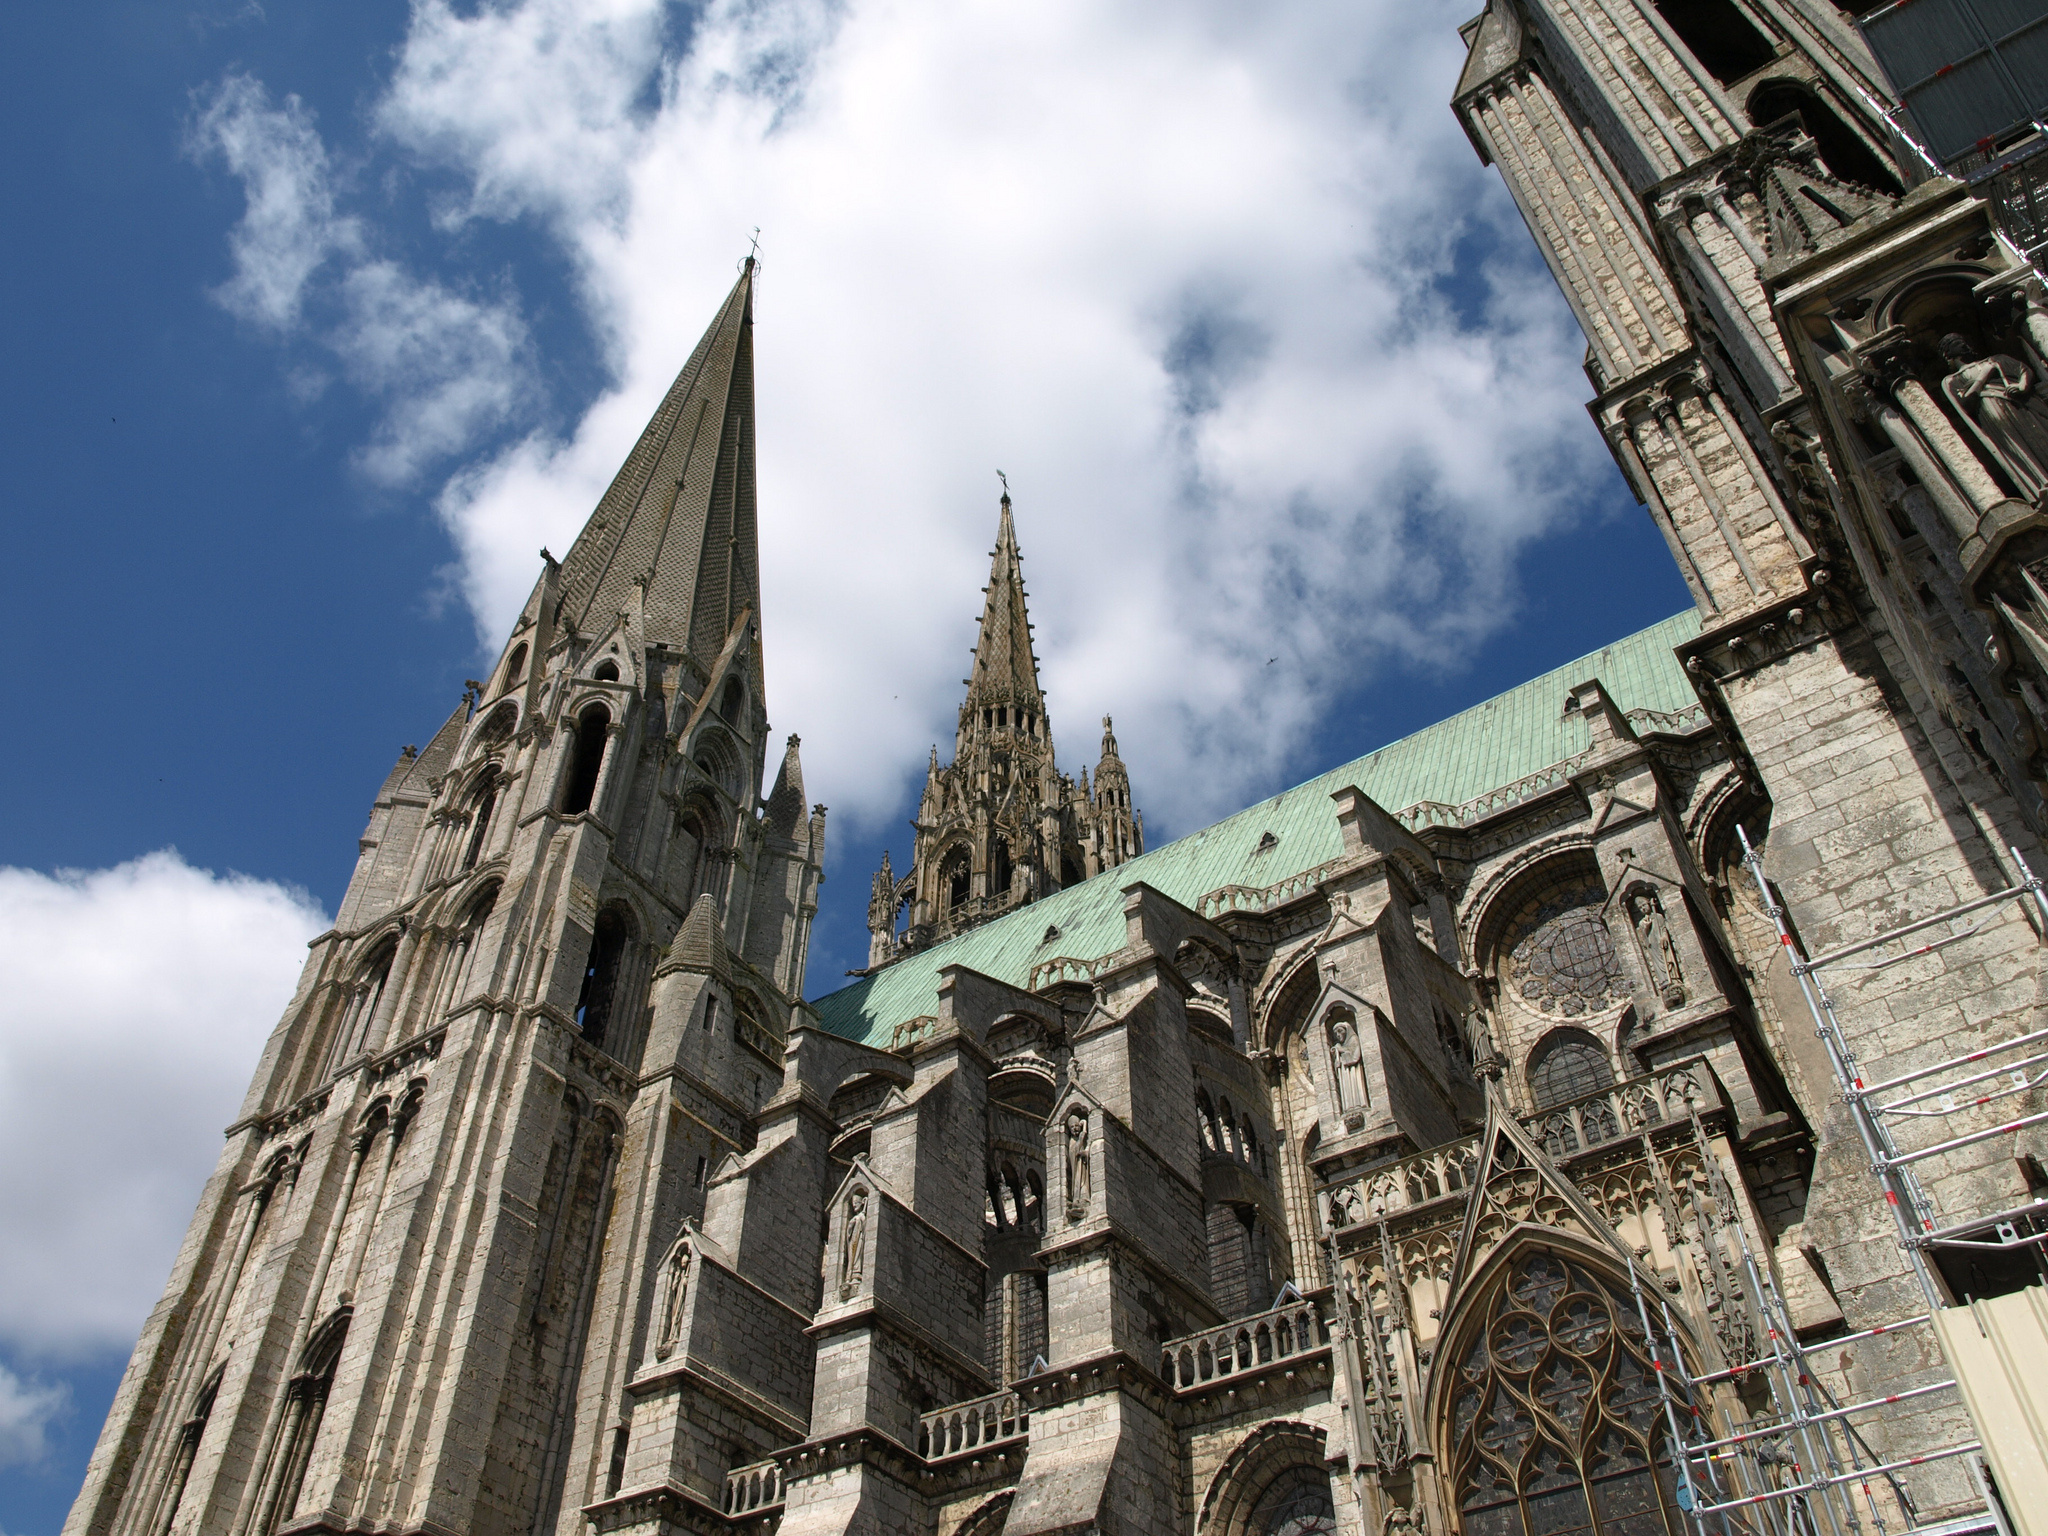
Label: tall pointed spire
xmin=556 ymin=258 xmax=759 ymax=663
xmin=965 ymin=491 xmax=1046 ymax=712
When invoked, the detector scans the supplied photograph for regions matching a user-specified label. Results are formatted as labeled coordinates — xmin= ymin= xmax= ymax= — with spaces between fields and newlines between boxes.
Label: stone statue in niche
xmin=1941 ymin=333 xmax=2048 ymax=501
xmin=1327 ymin=1013 xmax=1368 ymax=1114
xmin=1064 ymin=1110 xmax=1091 ymax=1219
xmin=839 ymin=1187 xmax=868 ymax=1299
xmin=653 ymin=1237 xmax=691 ymax=1360
xmin=1629 ymin=888 xmax=1686 ymax=1008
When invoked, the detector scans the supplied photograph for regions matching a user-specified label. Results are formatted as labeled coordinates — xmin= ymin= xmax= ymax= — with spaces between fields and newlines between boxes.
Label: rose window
xmin=1503 ymin=880 xmax=1627 ymax=1018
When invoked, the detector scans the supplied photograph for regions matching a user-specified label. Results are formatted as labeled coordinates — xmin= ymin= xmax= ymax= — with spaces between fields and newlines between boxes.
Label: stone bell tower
xmin=865 ymin=491 xmax=1144 ymax=968
xmin=64 ymin=259 xmax=826 ymax=1536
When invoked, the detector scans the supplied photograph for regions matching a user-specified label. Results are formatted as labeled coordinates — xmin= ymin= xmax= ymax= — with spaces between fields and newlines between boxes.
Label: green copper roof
xmin=811 ymin=610 xmax=1703 ymax=1047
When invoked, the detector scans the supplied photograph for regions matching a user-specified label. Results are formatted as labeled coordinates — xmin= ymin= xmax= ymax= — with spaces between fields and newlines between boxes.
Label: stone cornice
xmin=1013 ymin=1348 xmax=1173 ymax=1418
xmin=624 ymin=1353 xmax=808 ymax=1442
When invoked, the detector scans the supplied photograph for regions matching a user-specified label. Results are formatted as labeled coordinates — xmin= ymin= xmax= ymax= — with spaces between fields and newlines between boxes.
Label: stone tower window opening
xmin=676 ymin=801 xmax=726 ymax=904
xmin=719 ymin=676 xmax=744 ymax=725
xmin=500 ymin=642 xmax=527 ymax=693
xmin=593 ymin=659 xmax=620 ymax=682
xmin=324 ymin=941 xmax=397 ymax=1080
xmin=1746 ymin=79 xmax=1903 ymax=193
xmin=992 ymin=837 xmax=1013 ymax=899
xmin=461 ymin=770 xmax=499 ymax=872
xmin=692 ymin=730 xmax=743 ymax=800
xmin=575 ymin=907 xmax=632 ymax=1050
xmin=943 ymin=847 xmax=971 ymax=911
xmin=1652 ymin=0 xmax=1779 ymax=86
xmin=559 ymin=703 xmax=610 ymax=816
xmin=1526 ymin=1030 xmax=1616 ymax=1111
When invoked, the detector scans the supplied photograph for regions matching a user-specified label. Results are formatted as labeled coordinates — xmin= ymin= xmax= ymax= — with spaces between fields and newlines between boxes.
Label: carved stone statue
xmin=1942 ymin=333 xmax=2048 ymax=501
xmin=1064 ymin=1110 xmax=1092 ymax=1218
xmin=1328 ymin=1014 xmax=1368 ymax=1112
xmin=654 ymin=1238 xmax=691 ymax=1360
xmin=839 ymin=1187 xmax=868 ymax=1299
xmin=1629 ymin=889 xmax=1686 ymax=1007
xmin=1384 ymin=1505 xmax=1421 ymax=1536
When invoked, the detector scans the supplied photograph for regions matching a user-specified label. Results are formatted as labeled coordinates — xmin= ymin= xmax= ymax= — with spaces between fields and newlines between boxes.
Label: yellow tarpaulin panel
xmin=1932 ymin=1288 xmax=2048 ymax=1531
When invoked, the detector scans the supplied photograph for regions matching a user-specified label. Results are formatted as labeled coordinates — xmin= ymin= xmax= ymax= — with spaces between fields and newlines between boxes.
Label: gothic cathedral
xmin=69 ymin=5 xmax=2048 ymax=1536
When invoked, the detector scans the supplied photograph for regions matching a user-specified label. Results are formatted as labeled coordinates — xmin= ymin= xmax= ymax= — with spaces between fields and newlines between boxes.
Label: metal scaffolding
xmin=1632 ymin=827 xmax=2048 ymax=1535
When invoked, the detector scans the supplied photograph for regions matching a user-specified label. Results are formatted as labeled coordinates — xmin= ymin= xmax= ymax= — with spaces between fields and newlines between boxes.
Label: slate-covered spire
xmin=964 ymin=492 xmax=1046 ymax=715
xmin=763 ymin=734 xmax=806 ymax=838
xmin=555 ymin=258 xmax=760 ymax=663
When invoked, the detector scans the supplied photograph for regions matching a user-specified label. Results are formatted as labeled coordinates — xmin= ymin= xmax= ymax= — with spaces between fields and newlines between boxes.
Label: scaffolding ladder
xmin=1639 ymin=827 xmax=2048 ymax=1535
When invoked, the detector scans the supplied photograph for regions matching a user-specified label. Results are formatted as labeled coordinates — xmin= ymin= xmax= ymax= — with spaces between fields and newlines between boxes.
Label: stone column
xmin=1647 ymin=394 xmax=1768 ymax=597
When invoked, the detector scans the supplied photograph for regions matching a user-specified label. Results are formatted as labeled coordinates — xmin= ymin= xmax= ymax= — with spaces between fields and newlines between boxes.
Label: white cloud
xmin=188 ymin=74 xmax=536 ymax=488
xmin=201 ymin=0 xmax=1616 ymax=841
xmin=188 ymin=72 xmax=358 ymax=330
xmin=0 ymin=1362 xmax=66 ymax=1470
xmin=0 ymin=853 xmax=328 ymax=1357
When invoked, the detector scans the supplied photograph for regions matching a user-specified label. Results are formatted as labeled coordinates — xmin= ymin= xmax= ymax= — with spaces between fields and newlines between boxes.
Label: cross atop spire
xmin=554 ymin=258 xmax=759 ymax=665
xmin=964 ymin=492 xmax=1045 ymax=714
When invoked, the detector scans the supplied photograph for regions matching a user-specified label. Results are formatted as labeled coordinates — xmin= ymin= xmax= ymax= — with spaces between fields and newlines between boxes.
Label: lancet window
xmin=1446 ymin=1251 xmax=1689 ymax=1536
xmin=461 ymin=770 xmax=499 ymax=871
xmin=560 ymin=704 xmax=610 ymax=815
xmin=575 ymin=907 xmax=631 ymax=1050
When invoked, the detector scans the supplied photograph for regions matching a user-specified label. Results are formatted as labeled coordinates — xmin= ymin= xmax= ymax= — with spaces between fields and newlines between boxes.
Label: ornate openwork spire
xmin=964 ymin=491 xmax=1046 ymax=715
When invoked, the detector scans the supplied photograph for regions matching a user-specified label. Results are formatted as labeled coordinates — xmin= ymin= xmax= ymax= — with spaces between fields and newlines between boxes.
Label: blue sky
xmin=0 ymin=1 xmax=1689 ymax=1528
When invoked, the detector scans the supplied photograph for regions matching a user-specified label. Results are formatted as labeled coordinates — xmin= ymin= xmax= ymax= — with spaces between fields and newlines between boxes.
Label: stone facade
xmin=67 ymin=7 xmax=2048 ymax=1536
xmin=866 ymin=495 xmax=1144 ymax=970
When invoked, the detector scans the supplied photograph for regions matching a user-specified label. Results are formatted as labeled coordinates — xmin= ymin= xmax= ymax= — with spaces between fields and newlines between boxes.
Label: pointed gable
xmin=555 ymin=260 xmax=760 ymax=666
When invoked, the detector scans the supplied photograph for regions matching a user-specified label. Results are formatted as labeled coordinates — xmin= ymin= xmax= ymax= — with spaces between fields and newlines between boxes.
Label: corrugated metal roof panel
xmin=812 ymin=610 xmax=1702 ymax=1046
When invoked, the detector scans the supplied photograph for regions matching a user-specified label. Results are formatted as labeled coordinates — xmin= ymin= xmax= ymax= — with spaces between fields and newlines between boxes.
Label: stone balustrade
xmin=1197 ymin=860 xmax=1343 ymax=920
xmin=724 ymin=1458 xmax=784 ymax=1516
xmin=1160 ymin=1295 xmax=1327 ymax=1392
xmin=917 ymin=1389 xmax=1028 ymax=1462
xmin=1320 ymin=1058 xmax=1720 ymax=1230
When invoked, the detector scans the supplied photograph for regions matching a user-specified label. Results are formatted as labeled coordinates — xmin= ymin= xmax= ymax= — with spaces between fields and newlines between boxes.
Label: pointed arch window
xmin=719 ymin=676 xmax=745 ymax=725
xmin=992 ymin=837 xmax=1013 ymax=900
xmin=1446 ymin=1251 xmax=1689 ymax=1536
xmin=461 ymin=770 xmax=499 ymax=871
xmin=560 ymin=704 xmax=610 ymax=816
xmin=326 ymin=942 xmax=397 ymax=1079
xmin=942 ymin=848 xmax=972 ymax=911
xmin=501 ymin=642 xmax=528 ymax=693
xmin=576 ymin=907 xmax=631 ymax=1051
xmin=1527 ymin=1032 xmax=1614 ymax=1111
xmin=676 ymin=802 xmax=726 ymax=904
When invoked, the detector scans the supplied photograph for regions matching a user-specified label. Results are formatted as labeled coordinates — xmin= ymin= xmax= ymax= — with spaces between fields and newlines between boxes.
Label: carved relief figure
xmin=839 ymin=1187 xmax=868 ymax=1299
xmin=1327 ymin=1012 xmax=1368 ymax=1113
xmin=1942 ymin=333 xmax=2048 ymax=500
xmin=1629 ymin=889 xmax=1686 ymax=1007
xmin=654 ymin=1237 xmax=691 ymax=1360
xmin=1064 ymin=1110 xmax=1091 ymax=1218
